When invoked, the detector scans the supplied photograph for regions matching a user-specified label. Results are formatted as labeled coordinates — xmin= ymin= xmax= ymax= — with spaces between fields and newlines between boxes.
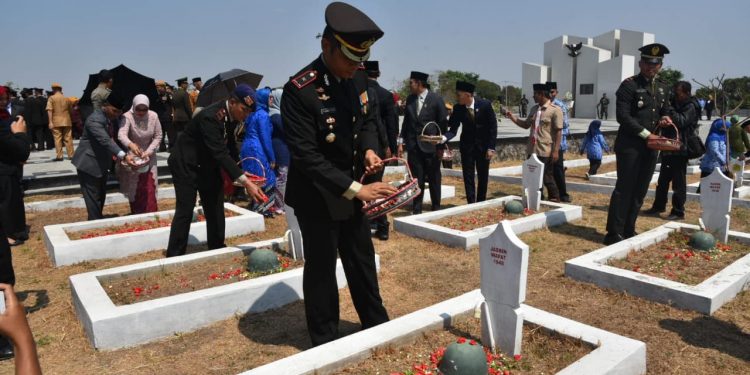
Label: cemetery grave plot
xmin=394 ymin=197 xmax=581 ymax=249
xmin=7 ymin=176 xmax=750 ymax=374
xmin=430 ymin=201 xmax=549 ymax=231
xmin=43 ymin=203 xmax=264 ymax=266
xmin=246 ymin=222 xmax=645 ymax=375
xmin=608 ymin=230 xmax=749 ymax=285
xmin=338 ymin=315 xmax=592 ymax=375
xmin=103 ymin=248 xmax=300 ymax=305
xmin=71 ymin=237 xmax=379 ymax=349
xmin=565 ymin=222 xmax=750 ymax=315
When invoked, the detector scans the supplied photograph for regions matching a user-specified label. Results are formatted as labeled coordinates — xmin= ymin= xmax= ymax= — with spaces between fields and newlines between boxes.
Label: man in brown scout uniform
xmin=504 ymin=83 xmax=563 ymax=201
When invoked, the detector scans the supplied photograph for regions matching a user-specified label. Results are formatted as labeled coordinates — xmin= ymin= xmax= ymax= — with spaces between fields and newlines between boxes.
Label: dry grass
xmin=1 ymin=176 xmax=749 ymax=374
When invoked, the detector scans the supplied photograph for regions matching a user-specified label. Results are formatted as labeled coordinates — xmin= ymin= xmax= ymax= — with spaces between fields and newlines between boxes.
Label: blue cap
xmin=233 ymin=84 xmax=256 ymax=108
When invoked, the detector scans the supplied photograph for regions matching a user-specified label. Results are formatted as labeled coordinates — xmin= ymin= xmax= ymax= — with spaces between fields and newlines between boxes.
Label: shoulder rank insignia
xmin=292 ymin=70 xmax=317 ymax=89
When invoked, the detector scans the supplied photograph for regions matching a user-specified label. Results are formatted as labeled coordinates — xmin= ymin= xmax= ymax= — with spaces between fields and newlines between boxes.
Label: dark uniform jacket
xmin=71 ymin=110 xmax=123 ymax=178
xmin=446 ymin=98 xmax=497 ymax=152
xmin=172 ymin=88 xmax=192 ymax=122
xmin=24 ymin=97 xmax=45 ymax=125
xmin=0 ymin=121 xmax=30 ymax=176
xmin=614 ymin=74 xmax=671 ymax=152
xmin=400 ymin=90 xmax=448 ymax=152
xmin=155 ymin=92 xmax=174 ymax=125
xmin=368 ymin=79 xmax=398 ymax=156
xmin=168 ymin=101 xmax=244 ymax=187
xmin=282 ymin=56 xmax=378 ymax=221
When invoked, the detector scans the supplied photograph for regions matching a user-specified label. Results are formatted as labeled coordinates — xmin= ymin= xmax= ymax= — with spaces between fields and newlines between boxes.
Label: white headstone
xmin=284 ymin=204 xmax=305 ymax=260
xmin=522 ymin=154 xmax=544 ymax=211
xmin=728 ymin=158 xmax=745 ymax=187
xmin=700 ymin=168 xmax=733 ymax=243
xmin=479 ymin=220 xmax=528 ymax=355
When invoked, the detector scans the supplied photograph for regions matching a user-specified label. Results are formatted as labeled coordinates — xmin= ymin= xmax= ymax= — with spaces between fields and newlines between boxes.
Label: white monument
xmin=478 ymin=220 xmax=528 ymax=356
xmin=522 ymin=154 xmax=544 ymax=211
xmin=700 ymin=168 xmax=733 ymax=243
xmin=522 ymin=29 xmax=656 ymax=118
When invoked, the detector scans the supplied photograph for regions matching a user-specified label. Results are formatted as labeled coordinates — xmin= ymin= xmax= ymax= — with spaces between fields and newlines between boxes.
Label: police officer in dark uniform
xmin=604 ymin=43 xmax=673 ymax=245
xmin=166 ymin=84 xmax=265 ymax=257
xmin=281 ymin=2 xmax=396 ymax=346
xmin=445 ymin=80 xmax=498 ymax=203
xmin=520 ymin=94 xmax=529 ymax=117
xmin=154 ymin=80 xmax=173 ymax=151
xmin=599 ymin=93 xmax=610 ymax=120
xmin=363 ymin=60 xmax=399 ymax=240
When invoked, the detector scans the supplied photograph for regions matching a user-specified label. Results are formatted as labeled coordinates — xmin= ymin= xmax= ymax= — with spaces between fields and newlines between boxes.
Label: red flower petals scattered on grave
xmin=398 ymin=338 xmax=521 ymax=375
xmin=69 ymin=211 xmax=237 ymax=240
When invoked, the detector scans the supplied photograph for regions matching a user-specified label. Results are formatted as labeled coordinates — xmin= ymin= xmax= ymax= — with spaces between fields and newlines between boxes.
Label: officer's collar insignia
xmin=651 ymin=46 xmax=659 ymax=55
xmin=292 ymin=70 xmax=317 ymax=89
xmin=324 ymin=74 xmax=331 ymax=87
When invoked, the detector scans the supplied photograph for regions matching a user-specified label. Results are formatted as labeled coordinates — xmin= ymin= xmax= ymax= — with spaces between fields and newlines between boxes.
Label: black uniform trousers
xmin=0 ymin=173 xmax=27 ymax=240
xmin=296 ymin=209 xmax=388 ymax=346
xmin=606 ymin=146 xmax=658 ymax=237
xmin=0 ymin=228 xmax=14 ymax=286
xmin=77 ymin=170 xmax=109 ymax=220
xmin=600 ymin=106 xmax=609 ymax=120
xmin=169 ymin=121 xmax=188 ymax=150
xmin=461 ymin=147 xmax=490 ymax=203
xmin=408 ymin=148 xmax=441 ymax=214
xmin=534 ymin=155 xmax=561 ymax=201
xmin=651 ymin=155 xmax=688 ymax=217
xmin=552 ymin=149 xmax=570 ymax=201
xmin=159 ymin=120 xmax=172 ymax=151
xmin=166 ymin=172 xmax=226 ymax=257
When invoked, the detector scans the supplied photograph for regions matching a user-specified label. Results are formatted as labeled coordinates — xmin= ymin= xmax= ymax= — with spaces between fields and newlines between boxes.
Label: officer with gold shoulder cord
xmin=604 ymin=43 xmax=673 ymax=245
xmin=281 ymin=2 xmax=396 ymax=346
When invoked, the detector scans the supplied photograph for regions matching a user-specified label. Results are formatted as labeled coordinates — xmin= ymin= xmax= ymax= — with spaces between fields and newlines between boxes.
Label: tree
xmin=658 ymin=67 xmax=683 ymax=88
xmin=475 ymin=79 xmax=501 ymax=101
xmin=437 ymin=70 xmax=479 ymax=103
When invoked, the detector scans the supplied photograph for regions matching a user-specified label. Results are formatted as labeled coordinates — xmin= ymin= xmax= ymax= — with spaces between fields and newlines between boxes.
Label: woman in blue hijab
xmin=240 ymin=87 xmax=276 ymax=215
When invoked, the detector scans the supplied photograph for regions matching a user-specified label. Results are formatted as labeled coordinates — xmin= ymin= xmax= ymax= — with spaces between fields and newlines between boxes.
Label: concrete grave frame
xmin=686 ymin=182 xmax=750 ymax=199
xmin=70 ymin=237 xmax=381 ymax=349
xmin=393 ymin=196 xmax=582 ymax=249
xmin=44 ymin=203 xmax=264 ymax=266
xmin=240 ymin=289 xmax=646 ymax=375
xmin=26 ymin=187 xmax=177 ymax=212
xmin=588 ymin=170 xmax=660 ymax=186
xmin=565 ymin=222 xmax=750 ymax=315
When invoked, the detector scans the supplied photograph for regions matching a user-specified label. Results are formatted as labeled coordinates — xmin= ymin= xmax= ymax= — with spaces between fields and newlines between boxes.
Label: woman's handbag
xmin=360 ymin=158 xmax=421 ymax=220
xmin=685 ymin=130 xmax=706 ymax=159
xmin=646 ymin=123 xmax=682 ymax=152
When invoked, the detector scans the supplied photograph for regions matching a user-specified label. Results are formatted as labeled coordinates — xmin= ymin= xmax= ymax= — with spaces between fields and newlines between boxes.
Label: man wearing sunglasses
xmin=604 ymin=43 xmax=674 ymax=245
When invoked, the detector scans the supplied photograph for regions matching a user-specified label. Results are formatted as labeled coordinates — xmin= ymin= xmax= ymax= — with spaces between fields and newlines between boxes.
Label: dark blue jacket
xmin=270 ymin=113 xmax=290 ymax=167
xmin=445 ymin=98 xmax=497 ymax=152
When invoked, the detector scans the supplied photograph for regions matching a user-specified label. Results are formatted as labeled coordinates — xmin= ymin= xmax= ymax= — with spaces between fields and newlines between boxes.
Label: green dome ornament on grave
xmin=689 ymin=231 xmax=716 ymax=251
xmin=247 ymin=249 xmax=280 ymax=272
xmin=504 ymin=200 xmax=524 ymax=214
xmin=438 ymin=338 xmax=488 ymax=375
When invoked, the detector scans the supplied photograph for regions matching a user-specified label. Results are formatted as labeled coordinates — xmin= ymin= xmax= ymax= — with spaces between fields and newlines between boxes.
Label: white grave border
xmin=44 ymin=202 xmax=264 ymax=266
xmin=393 ymin=196 xmax=582 ymax=249
xmin=70 ymin=237 xmax=381 ymax=349
xmin=239 ymin=289 xmax=646 ymax=375
xmin=565 ymin=222 xmax=750 ymax=315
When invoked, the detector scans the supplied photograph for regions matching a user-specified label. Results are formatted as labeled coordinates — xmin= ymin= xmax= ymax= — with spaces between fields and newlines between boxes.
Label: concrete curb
xmin=393 ymin=196 xmax=582 ymax=249
xmin=240 ymin=289 xmax=646 ymax=375
xmin=26 ymin=187 xmax=177 ymax=212
xmin=70 ymin=238 xmax=381 ymax=349
xmin=44 ymin=203 xmax=264 ymax=266
xmin=565 ymin=222 xmax=750 ymax=314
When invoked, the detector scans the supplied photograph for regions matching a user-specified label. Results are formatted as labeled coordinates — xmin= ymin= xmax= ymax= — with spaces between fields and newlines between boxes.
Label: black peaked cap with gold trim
xmin=639 ymin=43 xmax=669 ymax=64
xmin=325 ymin=2 xmax=383 ymax=63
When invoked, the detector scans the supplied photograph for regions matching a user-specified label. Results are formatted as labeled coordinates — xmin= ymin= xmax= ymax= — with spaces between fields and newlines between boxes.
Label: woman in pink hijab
xmin=117 ymin=94 xmax=163 ymax=214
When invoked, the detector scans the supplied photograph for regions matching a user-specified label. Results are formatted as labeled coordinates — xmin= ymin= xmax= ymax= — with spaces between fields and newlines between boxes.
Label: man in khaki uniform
xmin=46 ymin=83 xmax=74 ymax=160
xmin=189 ymin=77 xmax=202 ymax=114
xmin=504 ymin=83 xmax=563 ymax=201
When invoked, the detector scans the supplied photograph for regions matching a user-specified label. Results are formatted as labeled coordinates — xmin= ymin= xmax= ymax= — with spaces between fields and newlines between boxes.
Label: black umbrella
xmin=197 ymin=69 xmax=263 ymax=107
xmin=79 ymin=64 xmax=163 ymax=120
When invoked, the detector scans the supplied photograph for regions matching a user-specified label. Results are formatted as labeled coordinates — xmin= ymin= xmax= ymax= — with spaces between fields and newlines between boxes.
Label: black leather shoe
xmin=603 ymin=233 xmax=624 ymax=245
xmin=665 ymin=214 xmax=684 ymax=221
xmin=624 ymin=231 xmax=638 ymax=239
xmin=642 ymin=207 xmax=664 ymax=216
xmin=0 ymin=337 xmax=14 ymax=361
xmin=560 ymin=196 xmax=572 ymax=203
xmin=376 ymin=229 xmax=389 ymax=241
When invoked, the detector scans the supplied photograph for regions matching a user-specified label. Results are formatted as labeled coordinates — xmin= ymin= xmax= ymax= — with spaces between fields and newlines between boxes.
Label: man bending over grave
xmin=504 ymin=83 xmax=563 ymax=202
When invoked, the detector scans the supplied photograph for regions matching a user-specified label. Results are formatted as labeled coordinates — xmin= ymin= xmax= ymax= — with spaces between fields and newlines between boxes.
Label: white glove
xmin=440 ymin=136 xmax=447 ymax=144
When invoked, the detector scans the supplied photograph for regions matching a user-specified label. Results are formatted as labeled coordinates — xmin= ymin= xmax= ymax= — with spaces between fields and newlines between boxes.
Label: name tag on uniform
xmin=321 ymin=107 xmax=336 ymax=115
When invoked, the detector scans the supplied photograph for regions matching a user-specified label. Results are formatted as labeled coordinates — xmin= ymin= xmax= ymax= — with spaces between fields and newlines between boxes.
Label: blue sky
xmin=3 ymin=0 xmax=747 ymax=96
